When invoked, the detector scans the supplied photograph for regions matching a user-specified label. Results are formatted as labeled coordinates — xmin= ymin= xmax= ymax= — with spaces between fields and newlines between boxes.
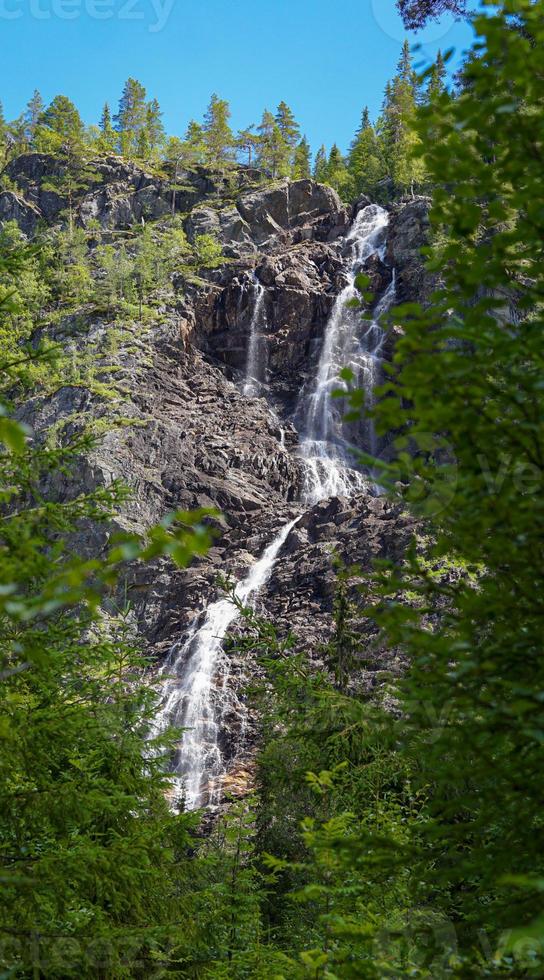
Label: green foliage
xmin=293 ymin=136 xmax=312 ymax=179
xmin=194 ymin=232 xmax=224 ymax=269
xmin=377 ymin=42 xmax=427 ymax=196
xmin=342 ymin=0 xmax=544 ymax=971
xmin=203 ymin=93 xmax=235 ymax=170
xmin=348 ymin=108 xmax=385 ymax=198
xmin=0 ymin=240 xmax=221 ymax=975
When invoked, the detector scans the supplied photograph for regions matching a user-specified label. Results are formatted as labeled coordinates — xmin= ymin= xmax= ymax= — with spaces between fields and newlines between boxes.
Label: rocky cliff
xmin=3 ymin=154 xmax=430 ymax=803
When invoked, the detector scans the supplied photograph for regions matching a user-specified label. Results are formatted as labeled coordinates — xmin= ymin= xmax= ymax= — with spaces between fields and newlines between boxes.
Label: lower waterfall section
xmin=155 ymin=202 xmax=396 ymax=811
xmin=153 ymin=517 xmax=299 ymax=810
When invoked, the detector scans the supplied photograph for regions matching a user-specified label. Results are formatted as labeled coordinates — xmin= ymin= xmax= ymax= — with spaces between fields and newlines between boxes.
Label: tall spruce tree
xmin=257 ymin=109 xmax=290 ymax=177
xmin=325 ymin=143 xmax=354 ymax=200
xmin=202 ymin=93 xmax=234 ymax=168
xmin=313 ymin=144 xmax=329 ymax=183
xmin=377 ymin=43 xmax=426 ymax=196
xmin=145 ymin=97 xmax=165 ymax=154
xmin=98 ymin=102 xmax=116 ymax=154
xmin=293 ymin=136 xmax=312 ymax=178
xmin=348 ymin=107 xmax=384 ymax=197
xmin=38 ymin=95 xmax=85 ymax=151
xmin=24 ymin=89 xmax=44 ymax=145
xmin=427 ymin=49 xmax=447 ymax=101
xmin=114 ymin=77 xmax=147 ymax=157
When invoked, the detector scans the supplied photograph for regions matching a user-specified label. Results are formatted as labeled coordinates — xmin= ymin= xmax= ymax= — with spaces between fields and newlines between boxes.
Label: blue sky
xmin=1 ymin=0 xmax=474 ymax=154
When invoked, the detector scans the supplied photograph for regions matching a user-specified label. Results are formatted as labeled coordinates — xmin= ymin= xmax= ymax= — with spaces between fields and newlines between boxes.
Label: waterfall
xmin=299 ymin=204 xmax=395 ymax=503
xmin=153 ymin=517 xmax=299 ymax=809
xmin=154 ymin=202 xmax=396 ymax=811
xmin=243 ymin=277 xmax=266 ymax=397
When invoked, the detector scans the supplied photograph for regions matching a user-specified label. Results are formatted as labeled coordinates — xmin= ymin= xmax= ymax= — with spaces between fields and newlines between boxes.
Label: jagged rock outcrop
xmin=388 ymin=196 xmax=434 ymax=304
xmin=3 ymin=154 xmax=431 ymax=799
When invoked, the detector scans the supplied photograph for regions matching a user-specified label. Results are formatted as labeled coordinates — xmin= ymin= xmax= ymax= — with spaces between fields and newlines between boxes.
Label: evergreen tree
xmin=292 ymin=135 xmax=312 ymax=178
xmin=427 ymin=49 xmax=447 ymax=101
xmin=202 ymin=93 xmax=234 ymax=168
xmin=114 ymin=77 xmax=147 ymax=157
xmin=313 ymin=144 xmax=329 ymax=183
xmin=325 ymin=143 xmax=354 ymax=200
xmin=184 ymin=119 xmax=206 ymax=164
xmin=275 ymin=100 xmax=300 ymax=170
xmin=397 ymin=0 xmax=466 ymax=29
xmin=257 ymin=109 xmax=289 ymax=177
xmin=24 ymin=89 xmax=44 ymax=144
xmin=37 ymin=95 xmax=84 ymax=151
xmin=145 ymin=97 xmax=165 ymax=154
xmin=237 ymin=125 xmax=261 ymax=168
xmin=97 ymin=102 xmax=116 ymax=154
xmin=377 ymin=44 xmax=426 ymax=196
xmin=275 ymin=101 xmax=300 ymax=148
xmin=348 ymin=107 xmax=385 ymax=197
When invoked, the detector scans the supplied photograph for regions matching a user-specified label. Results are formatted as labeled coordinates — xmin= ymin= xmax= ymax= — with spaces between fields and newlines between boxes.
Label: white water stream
xmin=243 ymin=277 xmax=266 ymax=397
xmin=300 ymin=204 xmax=393 ymax=502
xmin=153 ymin=203 xmax=396 ymax=810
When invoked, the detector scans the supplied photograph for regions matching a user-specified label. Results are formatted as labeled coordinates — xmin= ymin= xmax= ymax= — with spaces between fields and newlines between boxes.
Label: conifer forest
xmin=0 ymin=0 xmax=543 ymax=976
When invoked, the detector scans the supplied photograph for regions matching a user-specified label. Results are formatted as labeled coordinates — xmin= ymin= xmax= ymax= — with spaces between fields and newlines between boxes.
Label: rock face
xmin=3 ymin=155 xmax=431 ymax=801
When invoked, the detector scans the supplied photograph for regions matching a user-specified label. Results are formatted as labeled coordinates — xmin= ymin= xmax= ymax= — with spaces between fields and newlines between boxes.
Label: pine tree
xmin=325 ymin=144 xmax=354 ymax=200
xmin=38 ymin=95 xmax=85 ymax=151
xmin=397 ymin=0 xmax=466 ymax=30
xmin=257 ymin=110 xmax=289 ymax=177
xmin=146 ymin=97 xmax=165 ymax=154
xmin=237 ymin=125 xmax=261 ymax=168
xmin=202 ymin=93 xmax=234 ymax=169
xmin=427 ymin=49 xmax=447 ymax=101
xmin=377 ymin=45 xmax=426 ymax=196
xmin=98 ymin=102 xmax=116 ymax=154
xmin=24 ymin=89 xmax=44 ymax=144
xmin=313 ymin=144 xmax=329 ymax=183
xmin=275 ymin=101 xmax=300 ymax=171
xmin=348 ymin=107 xmax=385 ymax=197
xmin=293 ymin=136 xmax=312 ymax=179
xmin=275 ymin=101 xmax=300 ymax=148
xmin=114 ymin=77 xmax=147 ymax=157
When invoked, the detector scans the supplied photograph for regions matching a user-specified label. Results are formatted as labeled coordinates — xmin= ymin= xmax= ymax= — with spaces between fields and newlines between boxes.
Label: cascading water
xmin=243 ymin=277 xmax=266 ymax=397
xmin=154 ymin=517 xmax=299 ymax=809
xmin=299 ymin=204 xmax=395 ymax=503
xmin=154 ymin=202 xmax=396 ymax=811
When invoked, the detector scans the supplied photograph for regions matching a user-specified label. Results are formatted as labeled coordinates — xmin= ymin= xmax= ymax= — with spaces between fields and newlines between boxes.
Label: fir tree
xmin=24 ymin=89 xmax=44 ymax=144
xmin=38 ymin=95 xmax=84 ymax=151
xmin=275 ymin=101 xmax=300 ymax=148
xmin=114 ymin=77 xmax=147 ymax=157
xmin=326 ymin=144 xmax=354 ymax=200
xmin=257 ymin=110 xmax=289 ymax=177
xmin=377 ymin=44 xmax=426 ymax=196
xmin=202 ymin=93 xmax=234 ymax=169
xmin=348 ymin=107 xmax=384 ymax=197
xmin=313 ymin=144 xmax=329 ymax=183
xmin=427 ymin=49 xmax=447 ymax=101
xmin=98 ymin=102 xmax=116 ymax=153
xmin=145 ymin=97 xmax=165 ymax=153
xmin=292 ymin=136 xmax=312 ymax=178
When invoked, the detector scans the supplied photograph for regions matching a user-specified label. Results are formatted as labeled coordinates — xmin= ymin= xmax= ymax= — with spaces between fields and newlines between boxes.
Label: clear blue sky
xmin=1 ymin=0 xmax=474 ymax=153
